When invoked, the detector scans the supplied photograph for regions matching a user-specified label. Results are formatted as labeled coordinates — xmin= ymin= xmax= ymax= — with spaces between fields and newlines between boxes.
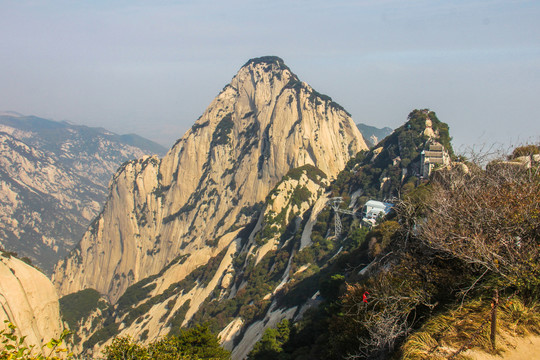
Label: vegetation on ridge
xmin=243 ymin=56 xmax=291 ymax=72
xmin=249 ymin=143 xmax=540 ymax=360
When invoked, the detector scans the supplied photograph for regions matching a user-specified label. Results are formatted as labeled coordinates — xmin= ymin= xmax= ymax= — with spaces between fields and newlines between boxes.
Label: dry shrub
xmin=407 ymin=154 xmax=540 ymax=291
xmin=401 ymin=297 xmax=540 ymax=360
xmin=499 ymin=298 xmax=540 ymax=336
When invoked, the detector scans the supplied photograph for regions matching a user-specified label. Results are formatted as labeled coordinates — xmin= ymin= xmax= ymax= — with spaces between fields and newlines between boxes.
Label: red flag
xmin=363 ymin=291 xmax=369 ymax=303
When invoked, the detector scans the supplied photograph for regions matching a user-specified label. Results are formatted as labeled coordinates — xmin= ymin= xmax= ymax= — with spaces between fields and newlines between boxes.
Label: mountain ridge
xmin=356 ymin=122 xmax=393 ymax=148
xmin=62 ymin=107 xmax=453 ymax=359
xmin=54 ymin=56 xmax=368 ymax=303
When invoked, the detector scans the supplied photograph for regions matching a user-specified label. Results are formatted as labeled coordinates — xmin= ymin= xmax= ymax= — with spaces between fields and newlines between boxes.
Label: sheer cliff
xmin=53 ymin=56 xmax=368 ymax=303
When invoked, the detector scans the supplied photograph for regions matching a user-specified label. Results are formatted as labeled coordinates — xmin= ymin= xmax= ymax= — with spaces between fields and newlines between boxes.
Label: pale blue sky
xmin=1 ymin=0 xmax=539 ymax=150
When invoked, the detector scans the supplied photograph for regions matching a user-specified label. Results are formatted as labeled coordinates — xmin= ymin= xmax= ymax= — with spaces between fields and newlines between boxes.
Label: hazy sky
xmin=1 ymin=0 xmax=539 ymax=151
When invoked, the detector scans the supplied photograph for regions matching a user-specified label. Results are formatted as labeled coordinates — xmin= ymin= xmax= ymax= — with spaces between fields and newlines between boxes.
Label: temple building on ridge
xmin=420 ymin=142 xmax=451 ymax=178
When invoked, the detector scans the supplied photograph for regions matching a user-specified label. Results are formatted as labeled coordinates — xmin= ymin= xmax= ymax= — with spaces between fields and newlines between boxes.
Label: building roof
xmin=364 ymin=200 xmax=393 ymax=211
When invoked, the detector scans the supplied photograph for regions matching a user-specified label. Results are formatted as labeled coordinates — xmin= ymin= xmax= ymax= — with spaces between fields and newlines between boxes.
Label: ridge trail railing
xmin=446 ymin=289 xmax=516 ymax=360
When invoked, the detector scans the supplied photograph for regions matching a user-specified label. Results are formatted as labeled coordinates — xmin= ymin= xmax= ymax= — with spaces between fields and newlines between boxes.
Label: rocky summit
xmin=49 ymin=57 xmax=366 ymax=357
xmin=54 ymin=56 xmax=367 ymax=303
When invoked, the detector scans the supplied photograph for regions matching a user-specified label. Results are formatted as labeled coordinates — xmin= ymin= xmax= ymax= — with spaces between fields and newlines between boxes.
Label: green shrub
xmin=0 ymin=321 xmax=72 ymax=359
xmin=211 ymin=114 xmax=234 ymax=147
xmin=247 ymin=319 xmax=291 ymax=360
xmin=59 ymin=288 xmax=103 ymax=330
xmin=103 ymin=324 xmax=230 ymax=360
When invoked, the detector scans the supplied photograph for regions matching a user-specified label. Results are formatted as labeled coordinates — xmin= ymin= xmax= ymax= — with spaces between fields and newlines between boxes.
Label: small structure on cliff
xmin=420 ymin=141 xmax=451 ymax=178
xmin=361 ymin=200 xmax=393 ymax=227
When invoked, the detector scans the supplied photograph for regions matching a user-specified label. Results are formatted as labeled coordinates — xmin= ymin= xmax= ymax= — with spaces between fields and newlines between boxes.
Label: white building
xmin=361 ymin=200 xmax=393 ymax=226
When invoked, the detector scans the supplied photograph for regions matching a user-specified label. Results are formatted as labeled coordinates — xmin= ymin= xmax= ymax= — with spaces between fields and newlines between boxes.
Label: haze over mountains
xmin=0 ymin=113 xmax=166 ymax=272
xmin=3 ymin=55 xmax=534 ymax=360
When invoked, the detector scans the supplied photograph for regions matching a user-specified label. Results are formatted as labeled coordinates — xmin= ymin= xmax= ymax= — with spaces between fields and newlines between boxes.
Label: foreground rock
xmin=0 ymin=252 xmax=64 ymax=351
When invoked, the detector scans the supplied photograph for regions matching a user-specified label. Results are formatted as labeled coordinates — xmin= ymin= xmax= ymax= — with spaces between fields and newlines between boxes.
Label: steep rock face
xmin=0 ymin=253 xmax=64 ymax=350
xmin=73 ymin=165 xmax=330 ymax=357
xmin=0 ymin=114 xmax=166 ymax=273
xmin=54 ymin=56 xmax=367 ymax=303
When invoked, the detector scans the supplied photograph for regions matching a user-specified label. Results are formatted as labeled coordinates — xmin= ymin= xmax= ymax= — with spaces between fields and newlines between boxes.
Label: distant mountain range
xmin=0 ymin=113 xmax=167 ymax=273
xmin=0 ymin=113 xmax=167 ymax=184
xmin=356 ymin=122 xmax=393 ymax=148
